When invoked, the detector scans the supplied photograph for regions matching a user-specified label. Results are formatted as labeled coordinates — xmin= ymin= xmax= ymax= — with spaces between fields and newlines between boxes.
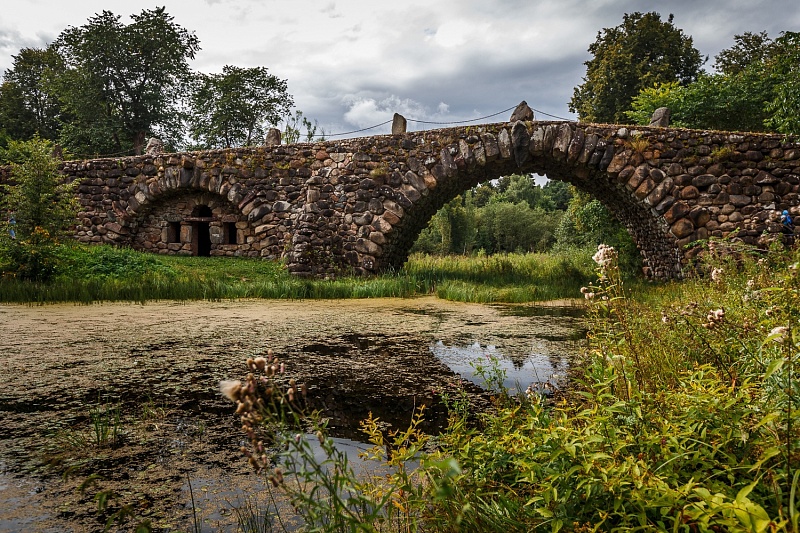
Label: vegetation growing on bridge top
xmin=572 ymin=13 xmax=800 ymax=136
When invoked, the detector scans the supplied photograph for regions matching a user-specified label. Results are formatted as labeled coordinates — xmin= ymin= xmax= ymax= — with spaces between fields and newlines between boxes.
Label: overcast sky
xmin=1 ymin=1 xmax=798 ymax=139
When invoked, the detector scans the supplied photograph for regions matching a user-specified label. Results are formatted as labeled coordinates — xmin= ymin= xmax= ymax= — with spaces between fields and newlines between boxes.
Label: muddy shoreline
xmin=0 ymin=297 xmax=584 ymax=532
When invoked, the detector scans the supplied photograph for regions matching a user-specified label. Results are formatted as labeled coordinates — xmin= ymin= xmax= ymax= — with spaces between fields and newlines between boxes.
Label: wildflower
xmin=769 ymin=326 xmax=789 ymax=341
xmin=710 ymin=268 xmax=723 ymax=283
xmin=661 ymin=312 xmax=669 ymax=324
xmin=592 ymin=244 xmax=617 ymax=267
xmin=584 ymin=292 xmax=595 ymax=300
xmin=746 ymin=279 xmax=755 ymax=290
xmin=703 ymin=308 xmax=725 ymax=329
xmin=219 ymin=380 xmax=242 ymax=402
xmin=580 ymin=286 xmax=590 ymax=294
xmin=253 ymin=357 xmax=267 ymax=372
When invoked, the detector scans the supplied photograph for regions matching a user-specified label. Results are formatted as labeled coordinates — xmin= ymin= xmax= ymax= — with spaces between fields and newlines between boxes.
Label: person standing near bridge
xmin=781 ymin=209 xmax=795 ymax=246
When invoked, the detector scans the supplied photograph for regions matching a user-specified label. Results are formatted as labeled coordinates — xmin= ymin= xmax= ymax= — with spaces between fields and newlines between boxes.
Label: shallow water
xmin=0 ymin=297 xmax=584 ymax=531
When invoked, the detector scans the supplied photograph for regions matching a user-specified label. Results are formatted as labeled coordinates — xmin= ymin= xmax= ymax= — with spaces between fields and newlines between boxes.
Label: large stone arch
xmin=292 ymin=122 xmax=686 ymax=279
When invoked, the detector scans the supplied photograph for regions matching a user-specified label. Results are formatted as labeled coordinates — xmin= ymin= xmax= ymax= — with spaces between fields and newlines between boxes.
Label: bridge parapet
xmin=48 ymin=121 xmax=800 ymax=279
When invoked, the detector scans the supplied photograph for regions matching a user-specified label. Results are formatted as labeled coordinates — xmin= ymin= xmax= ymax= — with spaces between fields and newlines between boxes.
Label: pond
xmin=0 ymin=297 xmax=585 ymax=532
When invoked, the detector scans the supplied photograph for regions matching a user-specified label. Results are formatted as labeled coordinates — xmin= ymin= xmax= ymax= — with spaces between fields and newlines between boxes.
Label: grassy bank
xmin=211 ymin=241 xmax=800 ymax=532
xmin=0 ymin=243 xmax=595 ymax=304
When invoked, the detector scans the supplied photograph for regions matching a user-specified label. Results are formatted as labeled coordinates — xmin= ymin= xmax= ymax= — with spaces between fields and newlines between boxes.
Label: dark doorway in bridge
xmin=191 ymin=205 xmax=212 ymax=257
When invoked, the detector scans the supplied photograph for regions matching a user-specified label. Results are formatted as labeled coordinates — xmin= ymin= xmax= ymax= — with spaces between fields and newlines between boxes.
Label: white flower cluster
xmin=769 ymin=326 xmax=789 ymax=342
xmin=703 ymin=308 xmax=725 ymax=329
xmin=710 ymin=268 xmax=723 ymax=283
xmin=592 ymin=244 xmax=617 ymax=267
xmin=592 ymin=244 xmax=618 ymax=280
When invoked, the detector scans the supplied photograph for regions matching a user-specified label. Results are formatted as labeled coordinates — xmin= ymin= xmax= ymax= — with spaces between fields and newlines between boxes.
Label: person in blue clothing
xmin=7 ymin=212 xmax=15 ymax=239
xmin=781 ymin=209 xmax=795 ymax=246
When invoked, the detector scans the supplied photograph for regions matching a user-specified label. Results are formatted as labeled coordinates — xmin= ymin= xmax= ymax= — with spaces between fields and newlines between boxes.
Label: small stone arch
xmin=127 ymin=190 xmax=248 ymax=257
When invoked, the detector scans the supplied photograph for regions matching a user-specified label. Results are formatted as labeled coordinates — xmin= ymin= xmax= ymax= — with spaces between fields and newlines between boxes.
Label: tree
xmin=189 ymin=66 xmax=293 ymax=149
xmin=52 ymin=8 xmax=200 ymax=155
xmin=0 ymin=46 xmax=63 ymax=141
xmin=713 ymin=31 xmax=772 ymax=75
xmin=554 ymin=187 xmax=639 ymax=273
xmin=626 ymin=73 xmax=773 ymax=132
xmin=0 ymin=137 xmax=77 ymax=280
xmin=626 ymin=31 xmax=799 ymax=134
xmin=570 ymin=12 xmax=703 ymax=124
xmin=764 ymin=31 xmax=800 ymax=135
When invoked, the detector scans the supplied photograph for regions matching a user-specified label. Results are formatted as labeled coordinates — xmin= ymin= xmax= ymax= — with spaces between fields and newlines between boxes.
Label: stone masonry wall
xmin=38 ymin=121 xmax=800 ymax=280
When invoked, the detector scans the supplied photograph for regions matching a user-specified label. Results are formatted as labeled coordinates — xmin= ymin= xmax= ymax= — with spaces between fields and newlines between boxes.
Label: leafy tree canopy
xmin=52 ymin=7 xmax=200 ymax=156
xmin=0 ymin=46 xmax=63 ymax=141
xmin=189 ymin=65 xmax=293 ymax=149
xmin=626 ymin=31 xmax=800 ymax=134
xmin=570 ymin=12 xmax=704 ymax=124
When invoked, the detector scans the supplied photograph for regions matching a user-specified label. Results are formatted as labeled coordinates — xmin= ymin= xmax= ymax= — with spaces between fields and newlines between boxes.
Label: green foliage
xmin=424 ymin=243 xmax=800 ymax=531
xmin=282 ymin=110 xmax=324 ymax=144
xmin=52 ymin=7 xmax=200 ymax=155
xmin=189 ymin=65 xmax=293 ymax=149
xmin=475 ymin=202 xmax=560 ymax=254
xmin=0 ymin=46 xmax=63 ymax=141
xmin=412 ymin=176 xmax=570 ymax=256
xmin=714 ymin=31 xmax=773 ymax=75
xmin=56 ymin=244 xmax=176 ymax=281
xmin=0 ymin=137 xmax=76 ymax=281
xmin=553 ymin=187 xmax=640 ymax=275
xmin=0 ymin=244 xmax=590 ymax=304
xmin=627 ymin=31 xmax=800 ymax=134
xmin=89 ymin=401 xmax=121 ymax=447
xmin=764 ymin=32 xmax=800 ymax=135
xmin=570 ymin=12 xmax=703 ymax=124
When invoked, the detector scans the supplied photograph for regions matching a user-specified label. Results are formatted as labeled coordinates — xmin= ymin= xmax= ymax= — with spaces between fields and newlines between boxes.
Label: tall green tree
xmin=189 ymin=65 xmax=293 ymax=149
xmin=52 ymin=7 xmax=200 ymax=155
xmin=713 ymin=31 xmax=773 ymax=75
xmin=764 ymin=31 xmax=800 ymax=135
xmin=570 ymin=12 xmax=703 ymax=124
xmin=0 ymin=137 xmax=76 ymax=281
xmin=626 ymin=31 xmax=799 ymax=135
xmin=0 ymin=46 xmax=63 ymax=141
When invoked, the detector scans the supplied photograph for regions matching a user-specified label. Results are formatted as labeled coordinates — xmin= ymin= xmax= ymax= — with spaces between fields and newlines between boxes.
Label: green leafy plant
xmin=0 ymin=136 xmax=77 ymax=281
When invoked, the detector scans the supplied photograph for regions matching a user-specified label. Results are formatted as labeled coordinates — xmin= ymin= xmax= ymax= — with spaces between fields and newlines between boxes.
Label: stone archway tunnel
xmin=55 ymin=116 xmax=800 ymax=280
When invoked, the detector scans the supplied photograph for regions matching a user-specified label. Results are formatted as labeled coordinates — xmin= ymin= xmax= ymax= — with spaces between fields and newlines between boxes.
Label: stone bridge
xmin=58 ymin=116 xmax=800 ymax=279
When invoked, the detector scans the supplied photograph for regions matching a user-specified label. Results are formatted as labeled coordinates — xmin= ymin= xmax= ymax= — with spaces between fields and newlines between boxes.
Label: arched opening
xmin=191 ymin=205 xmax=212 ymax=257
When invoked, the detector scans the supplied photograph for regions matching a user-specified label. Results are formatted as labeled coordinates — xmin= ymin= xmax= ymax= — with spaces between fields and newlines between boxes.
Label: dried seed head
xmin=219 ymin=380 xmax=243 ymax=402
